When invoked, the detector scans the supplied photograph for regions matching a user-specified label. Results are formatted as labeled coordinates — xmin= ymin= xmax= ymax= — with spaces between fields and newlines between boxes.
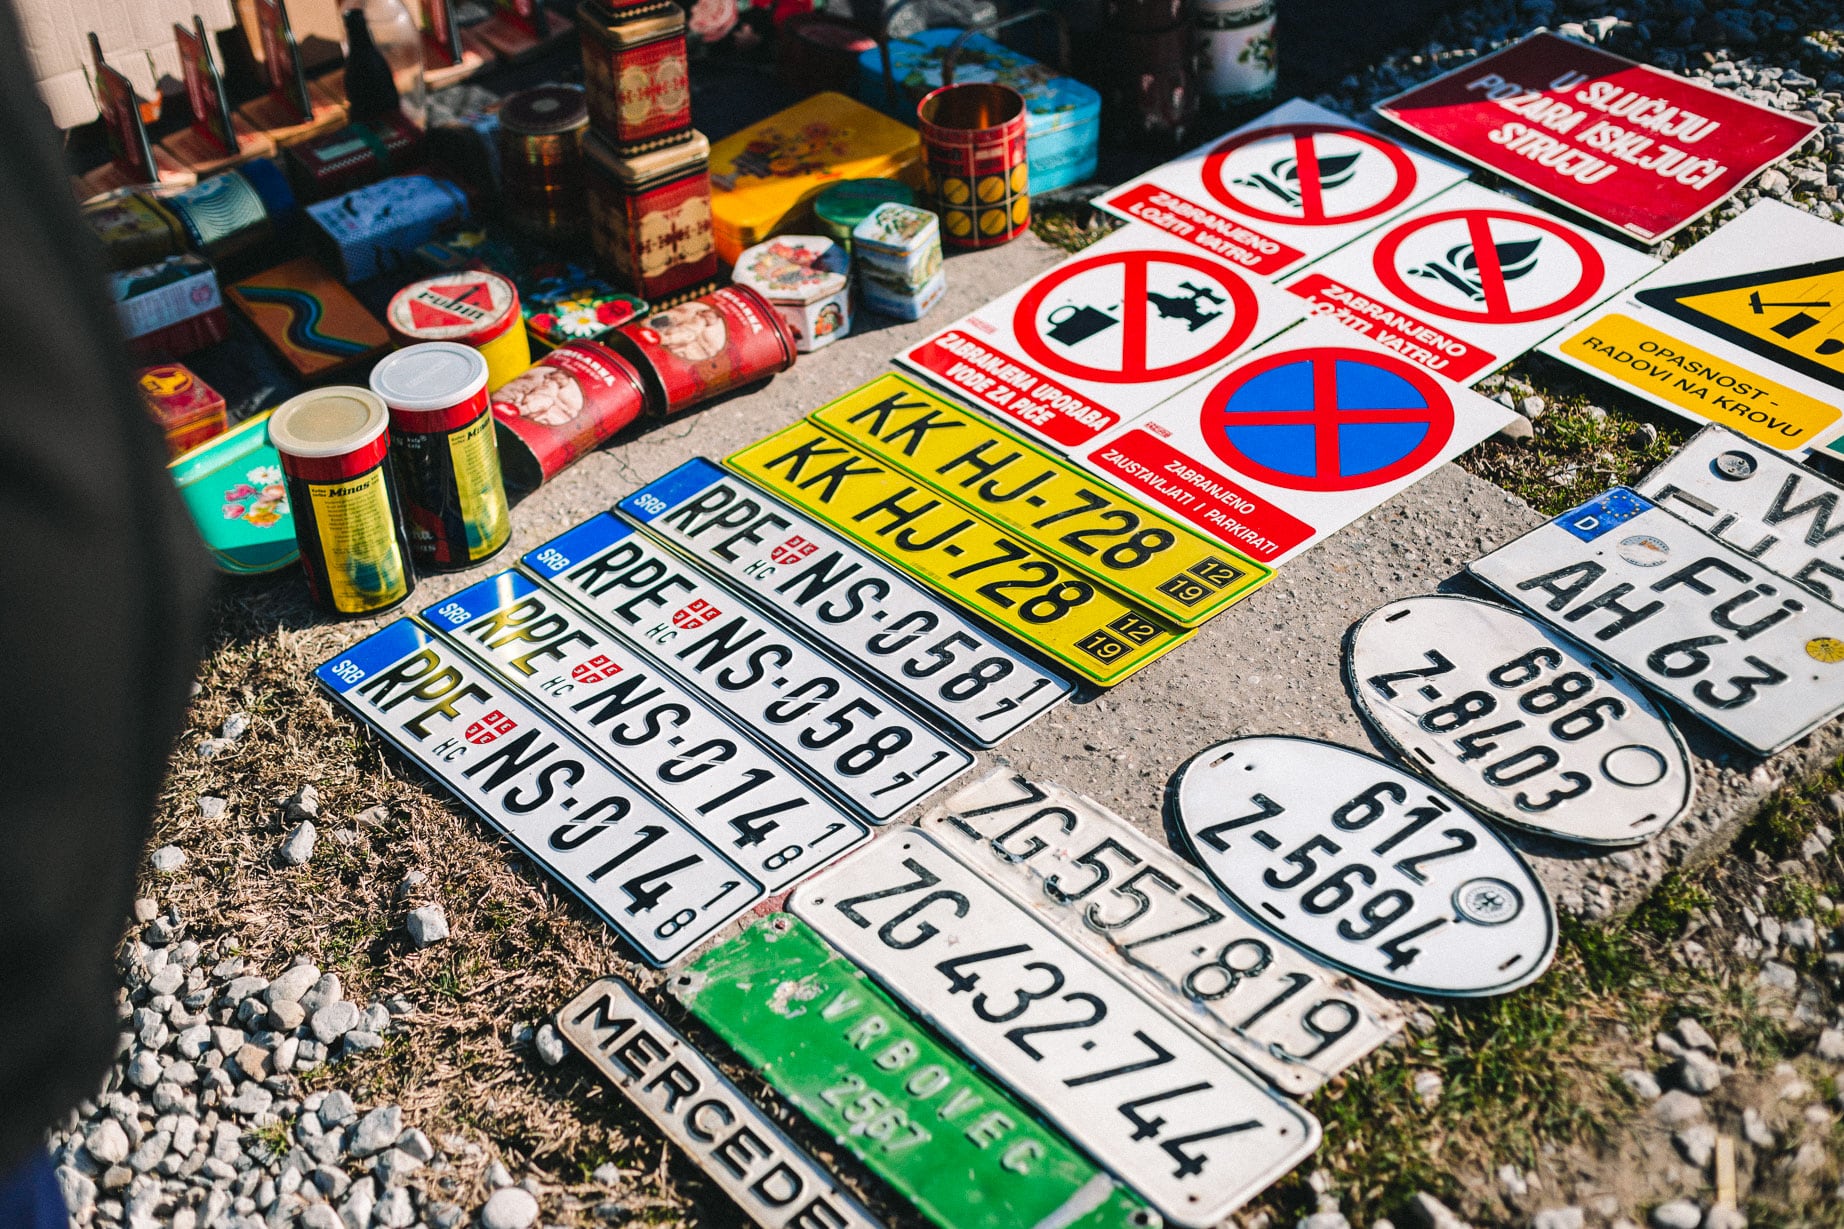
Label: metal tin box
xmin=584 ymin=129 xmax=718 ymax=306
xmin=859 ymin=30 xmax=1100 ymax=194
xmin=577 ymin=2 xmax=692 ymax=155
xmin=286 ymin=114 xmax=424 ymax=200
xmin=138 ymin=362 xmax=228 ymax=459
xmin=168 ymin=408 xmax=299 ymax=575
xmin=83 ymin=192 xmax=185 ymax=270
xmin=851 ymin=201 xmax=942 ymax=291
xmin=861 ymin=266 xmax=945 ymax=321
xmin=497 ymin=84 xmax=591 ymax=243
xmin=110 ymin=254 xmax=230 ymax=360
xmin=731 ymin=234 xmax=852 ymax=353
xmin=813 ymin=177 xmax=914 ymax=250
xmin=707 ymin=92 xmax=921 ymax=265
xmin=307 ymin=175 xmax=471 ymax=283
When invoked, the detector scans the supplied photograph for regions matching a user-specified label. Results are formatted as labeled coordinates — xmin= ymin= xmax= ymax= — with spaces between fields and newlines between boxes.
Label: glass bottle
xmin=340 ymin=0 xmax=427 ymax=128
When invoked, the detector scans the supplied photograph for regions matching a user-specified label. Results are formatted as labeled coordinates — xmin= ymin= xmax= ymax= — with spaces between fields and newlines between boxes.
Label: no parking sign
xmin=1079 ymin=316 xmax=1515 ymax=565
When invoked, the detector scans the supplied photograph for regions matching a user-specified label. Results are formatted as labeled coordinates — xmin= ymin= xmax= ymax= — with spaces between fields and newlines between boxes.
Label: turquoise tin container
xmin=858 ymin=30 xmax=1100 ymax=194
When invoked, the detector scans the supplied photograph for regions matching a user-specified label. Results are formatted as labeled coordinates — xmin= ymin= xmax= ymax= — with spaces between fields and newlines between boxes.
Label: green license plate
xmin=671 ymin=915 xmax=1159 ymax=1229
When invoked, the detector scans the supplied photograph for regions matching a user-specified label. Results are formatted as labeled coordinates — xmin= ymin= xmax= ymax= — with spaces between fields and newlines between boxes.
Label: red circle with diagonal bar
xmin=1201 ymin=123 xmax=1419 ymax=227
xmin=1373 ymin=208 xmax=1607 ymax=325
xmin=1201 ymin=347 xmax=1455 ymax=492
xmin=1014 ymin=248 xmax=1260 ymax=385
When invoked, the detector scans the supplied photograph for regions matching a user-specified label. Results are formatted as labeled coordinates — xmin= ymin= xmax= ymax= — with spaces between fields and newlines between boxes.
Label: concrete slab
xmin=301 ymin=231 xmax=1844 ymax=958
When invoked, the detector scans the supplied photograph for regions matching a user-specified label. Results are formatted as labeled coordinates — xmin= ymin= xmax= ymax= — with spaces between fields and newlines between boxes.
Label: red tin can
xmin=917 ymin=82 xmax=1031 ymax=249
xmin=606 ymin=284 xmax=796 ymax=416
xmin=584 ymin=128 xmax=718 ymax=306
xmin=577 ymin=1 xmax=692 ymax=155
xmin=369 ymin=342 xmax=513 ymax=570
xmin=269 ymin=387 xmax=416 ymax=617
xmin=489 ymin=340 xmax=651 ymax=488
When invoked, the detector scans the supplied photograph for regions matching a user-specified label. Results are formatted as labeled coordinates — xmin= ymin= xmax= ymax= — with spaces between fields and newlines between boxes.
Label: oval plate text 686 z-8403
xmin=1345 ymin=594 xmax=1694 ymax=847
xmin=1173 ymin=736 xmax=1556 ymax=997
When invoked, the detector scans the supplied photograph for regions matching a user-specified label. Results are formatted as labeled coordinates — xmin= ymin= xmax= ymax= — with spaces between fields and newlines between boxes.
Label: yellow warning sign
xmin=1637 ymin=254 xmax=1844 ymax=394
xmin=1557 ymin=313 xmax=1840 ymax=449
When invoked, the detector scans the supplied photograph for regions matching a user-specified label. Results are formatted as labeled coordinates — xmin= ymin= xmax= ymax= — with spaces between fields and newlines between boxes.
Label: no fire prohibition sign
xmin=899 ymin=223 xmax=1304 ymax=452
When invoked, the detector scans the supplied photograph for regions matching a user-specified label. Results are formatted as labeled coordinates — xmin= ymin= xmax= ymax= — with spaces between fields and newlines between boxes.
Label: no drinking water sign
xmin=1376 ymin=32 xmax=1818 ymax=244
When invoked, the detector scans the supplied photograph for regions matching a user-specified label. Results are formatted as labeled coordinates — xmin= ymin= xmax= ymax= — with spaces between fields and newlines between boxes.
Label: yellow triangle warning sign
xmin=1638 ymin=255 xmax=1844 ymax=392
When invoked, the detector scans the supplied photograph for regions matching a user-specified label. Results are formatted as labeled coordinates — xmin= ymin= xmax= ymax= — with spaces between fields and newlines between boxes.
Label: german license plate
xmin=423 ymin=572 xmax=870 ymax=891
xmin=616 ymin=458 xmax=1070 ymax=746
xmin=728 ymin=426 xmax=1190 ymax=686
xmin=1346 ymin=595 xmax=1694 ymax=847
xmin=1469 ymin=488 xmax=1844 ymax=755
xmin=1637 ymin=425 xmax=1844 ymax=603
xmin=806 ymin=375 xmax=1270 ymax=628
xmin=1174 ymin=736 xmax=1556 ymax=997
xmin=523 ymin=515 xmax=973 ymax=822
xmin=671 ymin=916 xmax=1156 ymax=1229
xmin=790 ymin=830 xmax=1319 ymax=1228
xmin=557 ymin=978 xmax=884 ymax=1229
xmin=315 ymin=621 xmax=763 ymax=966
xmin=920 ymin=770 xmax=1402 ymax=1096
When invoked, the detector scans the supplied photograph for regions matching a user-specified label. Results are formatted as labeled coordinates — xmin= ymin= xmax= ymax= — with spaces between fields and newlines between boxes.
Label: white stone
xmin=85 ymin=1118 xmax=130 ymax=1166
xmin=348 ymin=1106 xmax=403 ymax=1158
xmin=125 ymin=1052 xmax=162 ymax=1089
xmin=1673 ymin=1019 xmax=1716 ymax=1052
xmin=535 ymin=1024 xmax=566 ymax=1067
xmin=1498 ymin=1165 xmax=1528 ymax=1198
xmin=1300 ymin=1213 xmax=1350 ymax=1229
xmin=406 ymin=906 xmax=449 ymax=947
xmin=1653 ymin=1202 xmax=1702 ymax=1229
xmin=1675 ymin=1123 xmax=1717 ymax=1167
xmin=374 ymin=1187 xmax=414 ymax=1228
xmin=150 ymin=846 xmax=187 ymax=874
xmin=311 ymin=1002 xmax=362 ymax=1045
xmin=481 ymin=1188 xmax=540 ymax=1229
xmin=198 ymin=796 xmax=228 ymax=821
xmin=1532 ymin=1209 xmax=1583 ymax=1229
xmin=278 ymin=821 xmax=317 ymax=867
xmin=1758 ymin=961 xmax=1798 ymax=992
xmin=266 ymin=965 xmax=320 ymax=1007
xmin=1653 ymin=1091 xmax=1705 ymax=1126
xmin=1621 ymin=1069 xmax=1662 ymax=1100
xmin=1815 ymin=1028 xmax=1844 ymax=1063
xmin=1674 ymin=1050 xmax=1724 ymax=1094
xmin=1741 ymin=1107 xmax=1775 ymax=1149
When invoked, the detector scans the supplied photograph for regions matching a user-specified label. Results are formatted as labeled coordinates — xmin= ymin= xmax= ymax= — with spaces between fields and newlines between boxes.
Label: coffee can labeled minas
xmin=269 ymin=387 xmax=416 ymax=616
xmin=369 ymin=342 xmax=513 ymax=570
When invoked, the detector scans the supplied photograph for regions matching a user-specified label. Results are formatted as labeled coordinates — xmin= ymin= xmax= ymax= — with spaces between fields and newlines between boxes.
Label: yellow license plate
xmin=809 ymin=375 xmax=1271 ymax=628
xmin=728 ymin=425 xmax=1190 ymax=686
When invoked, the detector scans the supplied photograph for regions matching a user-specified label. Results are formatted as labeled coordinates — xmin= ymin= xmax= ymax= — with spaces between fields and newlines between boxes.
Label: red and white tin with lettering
xmin=606 ymin=284 xmax=796 ymax=415
xmin=489 ymin=340 xmax=651 ymax=488
xmin=385 ymin=270 xmax=532 ymax=392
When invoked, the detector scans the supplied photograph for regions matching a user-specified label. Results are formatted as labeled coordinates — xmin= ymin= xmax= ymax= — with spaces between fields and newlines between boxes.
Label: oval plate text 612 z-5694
xmin=1345 ymin=595 xmax=1694 ymax=847
xmin=1173 ymin=736 xmax=1556 ymax=997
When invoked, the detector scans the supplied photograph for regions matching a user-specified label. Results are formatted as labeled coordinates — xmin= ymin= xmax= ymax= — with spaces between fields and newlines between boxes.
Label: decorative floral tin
xmin=707 ymin=92 xmax=921 ymax=265
xmin=731 ymin=235 xmax=851 ymax=353
xmin=584 ymin=129 xmax=717 ymax=306
xmin=1196 ymin=0 xmax=1277 ymax=109
xmin=813 ymin=177 xmax=915 ymax=250
xmin=168 ymin=409 xmax=300 ymax=575
xmin=577 ymin=2 xmax=692 ymax=155
xmin=83 ymin=192 xmax=185 ymax=270
xmin=853 ymin=202 xmax=945 ymax=320
xmin=861 ymin=267 xmax=945 ymax=321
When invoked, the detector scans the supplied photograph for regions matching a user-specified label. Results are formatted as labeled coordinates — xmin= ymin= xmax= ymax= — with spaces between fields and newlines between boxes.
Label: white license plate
xmin=1638 ymin=425 xmax=1844 ymax=604
xmin=921 ymin=770 xmax=1402 ymax=1096
xmin=316 ymin=621 xmax=763 ymax=966
xmin=1469 ymin=488 xmax=1844 ymax=755
xmin=1346 ymin=594 xmax=1694 ymax=847
xmin=1174 ymin=737 xmax=1557 ymax=997
xmin=556 ymin=978 xmax=884 ymax=1229
xmin=424 ymin=572 xmax=870 ymax=891
xmin=791 ymin=829 xmax=1320 ymax=1228
xmin=617 ymin=459 xmax=1072 ymax=746
xmin=523 ymin=515 xmax=974 ymax=822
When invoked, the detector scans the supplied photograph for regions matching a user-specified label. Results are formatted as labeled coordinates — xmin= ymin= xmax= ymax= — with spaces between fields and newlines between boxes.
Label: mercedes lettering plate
xmin=1637 ymin=425 xmax=1844 ymax=604
xmin=1174 ymin=736 xmax=1556 ymax=997
xmin=617 ymin=458 xmax=1070 ymax=746
xmin=424 ymin=572 xmax=869 ymax=891
xmin=672 ymin=916 xmax=1157 ymax=1229
xmin=922 ymin=769 xmax=1403 ymax=1096
xmin=1469 ymin=488 xmax=1844 ymax=756
xmin=1345 ymin=595 xmax=1694 ymax=847
xmin=807 ymin=374 xmax=1270 ymax=628
xmin=557 ymin=978 xmax=883 ymax=1229
xmin=316 ymin=621 xmax=763 ymax=966
xmin=728 ymin=425 xmax=1190 ymax=686
xmin=790 ymin=829 xmax=1319 ymax=1228
xmin=524 ymin=515 xmax=972 ymax=822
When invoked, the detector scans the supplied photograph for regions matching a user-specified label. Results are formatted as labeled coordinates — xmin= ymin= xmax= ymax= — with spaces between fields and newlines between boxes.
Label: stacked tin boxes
xmin=852 ymin=201 xmax=944 ymax=320
xmin=577 ymin=0 xmax=718 ymax=306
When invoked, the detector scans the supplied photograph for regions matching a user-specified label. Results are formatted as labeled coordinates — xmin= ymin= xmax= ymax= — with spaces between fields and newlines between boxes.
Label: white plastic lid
xmin=269 ymin=387 xmax=389 ymax=458
xmin=368 ymin=342 xmax=491 ymax=412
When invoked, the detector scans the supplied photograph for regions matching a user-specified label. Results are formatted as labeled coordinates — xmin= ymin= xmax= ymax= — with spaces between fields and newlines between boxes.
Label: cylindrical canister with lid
xmin=1195 ymin=0 xmax=1277 ymax=111
xmin=269 ymin=387 xmax=416 ymax=616
xmin=583 ymin=128 xmax=718 ymax=306
xmin=813 ymin=178 xmax=915 ymax=252
xmin=576 ymin=1 xmax=692 ymax=154
xmin=605 ymin=284 xmax=796 ymax=417
xmin=369 ymin=342 xmax=513 ymax=571
xmin=386 ymin=270 xmax=531 ymax=392
xmin=489 ymin=340 xmax=651 ymax=488
xmin=497 ymin=84 xmax=591 ymax=243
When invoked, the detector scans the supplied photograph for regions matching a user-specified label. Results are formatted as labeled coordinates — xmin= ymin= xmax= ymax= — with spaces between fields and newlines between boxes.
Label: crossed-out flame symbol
xmin=1408 ymin=237 xmax=1543 ymax=302
xmin=1233 ymin=151 xmax=1362 ymax=206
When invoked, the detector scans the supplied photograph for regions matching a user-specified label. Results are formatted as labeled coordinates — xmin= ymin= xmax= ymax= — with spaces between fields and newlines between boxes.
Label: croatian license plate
xmin=728 ymin=425 xmax=1190 ymax=687
xmin=671 ymin=916 xmax=1156 ymax=1229
xmin=807 ymin=374 xmax=1271 ymax=628
xmin=790 ymin=830 xmax=1319 ymax=1228
xmin=616 ymin=458 xmax=1070 ymax=746
xmin=1346 ymin=595 xmax=1695 ymax=847
xmin=523 ymin=515 xmax=973 ymax=822
xmin=1469 ymin=488 xmax=1844 ymax=755
xmin=423 ymin=572 xmax=870 ymax=891
xmin=1173 ymin=736 xmax=1556 ymax=998
xmin=556 ymin=978 xmax=884 ymax=1229
xmin=920 ymin=770 xmax=1402 ymax=1096
xmin=315 ymin=621 xmax=763 ymax=966
xmin=1637 ymin=425 xmax=1844 ymax=603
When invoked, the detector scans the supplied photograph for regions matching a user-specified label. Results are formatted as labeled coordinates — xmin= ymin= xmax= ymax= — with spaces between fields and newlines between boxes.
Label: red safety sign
xmin=1202 ymin=123 xmax=1419 ymax=227
xmin=1375 ymin=32 xmax=1818 ymax=245
xmin=1372 ymin=208 xmax=1607 ymax=325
